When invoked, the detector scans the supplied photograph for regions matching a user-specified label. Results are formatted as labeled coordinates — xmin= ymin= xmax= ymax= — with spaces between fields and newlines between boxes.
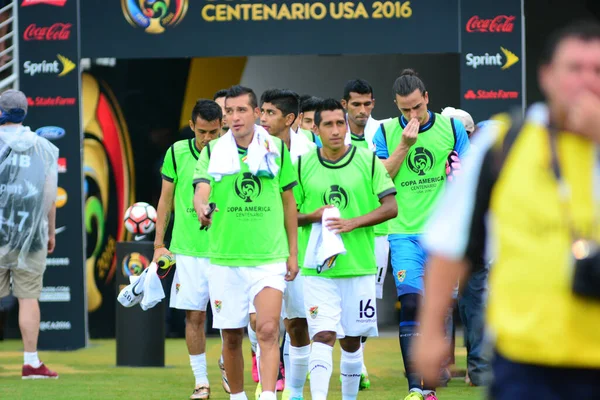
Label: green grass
xmin=0 ymin=336 xmax=484 ymax=399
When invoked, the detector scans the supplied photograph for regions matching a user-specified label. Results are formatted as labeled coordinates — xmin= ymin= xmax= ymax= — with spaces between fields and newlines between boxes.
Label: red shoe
xmin=276 ymin=361 xmax=285 ymax=391
xmin=22 ymin=362 xmax=59 ymax=379
xmin=251 ymin=351 xmax=259 ymax=383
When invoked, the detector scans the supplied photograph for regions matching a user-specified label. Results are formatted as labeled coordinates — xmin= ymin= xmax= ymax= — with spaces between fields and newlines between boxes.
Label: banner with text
xmin=459 ymin=0 xmax=524 ymax=123
xmin=80 ymin=0 xmax=459 ymax=58
xmin=18 ymin=0 xmax=87 ymax=350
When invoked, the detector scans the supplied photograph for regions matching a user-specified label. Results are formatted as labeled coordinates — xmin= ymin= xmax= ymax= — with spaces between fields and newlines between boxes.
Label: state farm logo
xmin=464 ymin=89 xmax=519 ymax=100
xmin=21 ymin=0 xmax=66 ymax=6
xmin=24 ymin=23 xmax=71 ymax=41
xmin=27 ymin=96 xmax=76 ymax=107
xmin=466 ymin=15 xmax=515 ymax=33
xmin=465 ymin=47 xmax=519 ymax=70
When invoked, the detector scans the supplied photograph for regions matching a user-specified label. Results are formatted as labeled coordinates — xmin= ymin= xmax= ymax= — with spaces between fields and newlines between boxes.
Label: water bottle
xmin=157 ymin=254 xmax=175 ymax=270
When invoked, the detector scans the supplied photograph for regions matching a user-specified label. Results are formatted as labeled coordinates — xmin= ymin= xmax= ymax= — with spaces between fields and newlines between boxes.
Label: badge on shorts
xmin=397 ymin=270 xmax=406 ymax=283
xmin=214 ymin=300 xmax=222 ymax=313
xmin=309 ymin=306 xmax=318 ymax=319
xmin=175 ymin=283 xmax=180 ymax=293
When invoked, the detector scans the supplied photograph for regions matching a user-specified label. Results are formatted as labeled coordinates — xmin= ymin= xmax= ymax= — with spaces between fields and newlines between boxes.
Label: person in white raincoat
xmin=0 ymin=89 xmax=59 ymax=379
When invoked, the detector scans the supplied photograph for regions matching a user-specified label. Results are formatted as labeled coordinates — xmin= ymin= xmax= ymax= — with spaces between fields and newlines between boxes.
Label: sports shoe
xmin=404 ymin=392 xmax=424 ymax=400
xmin=424 ymin=393 xmax=439 ymax=400
xmin=22 ymin=363 xmax=58 ymax=379
xmin=218 ymin=359 xmax=230 ymax=393
xmin=255 ymin=383 xmax=262 ymax=400
xmin=359 ymin=372 xmax=371 ymax=390
xmin=252 ymin=351 xmax=259 ymax=383
xmin=190 ymin=385 xmax=210 ymax=399
xmin=276 ymin=361 xmax=285 ymax=391
xmin=281 ymin=389 xmax=291 ymax=400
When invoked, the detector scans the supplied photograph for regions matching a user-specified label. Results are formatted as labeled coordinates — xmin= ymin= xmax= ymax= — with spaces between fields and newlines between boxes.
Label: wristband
xmin=154 ymin=244 xmax=166 ymax=250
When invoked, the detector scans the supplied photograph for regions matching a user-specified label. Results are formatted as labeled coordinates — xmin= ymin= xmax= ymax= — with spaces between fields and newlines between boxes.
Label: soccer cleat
xmin=252 ymin=351 xmax=259 ymax=383
xmin=359 ymin=372 xmax=371 ymax=390
xmin=424 ymin=393 xmax=439 ymax=400
xmin=276 ymin=361 xmax=285 ymax=391
xmin=255 ymin=383 xmax=262 ymax=400
xmin=190 ymin=385 xmax=210 ymax=399
xmin=404 ymin=392 xmax=424 ymax=400
xmin=22 ymin=362 xmax=59 ymax=379
xmin=218 ymin=359 xmax=230 ymax=393
xmin=281 ymin=389 xmax=291 ymax=400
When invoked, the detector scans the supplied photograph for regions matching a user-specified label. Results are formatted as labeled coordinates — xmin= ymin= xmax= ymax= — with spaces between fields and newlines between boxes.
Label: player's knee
xmin=399 ymin=293 xmax=421 ymax=322
xmin=185 ymin=310 xmax=205 ymax=329
xmin=340 ymin=336 xmax=361 ymax=352
xmin=286 ymin=318 xmax=308 ymax=342
xmin=222 ymin=328 xmax=244 ymax=350
xmin=313 ymin=331 xmax=336 ymax=346
xmin=256 ymin=318 xmax=280 ymax=345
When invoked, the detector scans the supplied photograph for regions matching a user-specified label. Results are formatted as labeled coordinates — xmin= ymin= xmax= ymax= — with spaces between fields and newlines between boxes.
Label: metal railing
xmin=0 ymin=0 xmax=18 ymax=91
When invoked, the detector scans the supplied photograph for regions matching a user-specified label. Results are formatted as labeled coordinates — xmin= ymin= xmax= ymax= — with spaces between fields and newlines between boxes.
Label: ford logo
xmin=36 ymin=126 xmax=65 ymax=140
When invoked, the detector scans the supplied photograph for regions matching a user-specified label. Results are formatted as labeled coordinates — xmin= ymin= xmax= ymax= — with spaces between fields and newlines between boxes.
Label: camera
xmin=572 ymin=239 xmax=600 ymax=300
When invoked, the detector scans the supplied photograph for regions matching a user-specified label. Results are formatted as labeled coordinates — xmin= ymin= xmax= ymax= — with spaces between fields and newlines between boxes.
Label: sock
xmin=24 ymin=351 xmax=41 ymax=368
xmin=256 ymin=343 xmax=261 ymax=382
xmin=248 ymin=322 xmax=258 ymax=354
xmin=190 ymin=353 xmax=209 ymax=386
xmin=283 ymin=333 xmax=290 ymax=379
xmin=360 ymin=339 xmax=368 ymax=374
xmin=230 ymin=392 xmax=248 ymax=400
xmin=340 ymin=347 xmax=363 ymax=400
xmin=410 ymin=388 xmax=424 ymax=395
xmin=309 ymin=342 xmax=333 ymax=400
xmin=288 ymin=344 xmax=310 ymax=397
xmin=423 ymin=390 xmax=436 ymax=396
xmin=220 ymin=330 xmax=225 ymax=364
xmin=258 ymin=391 xmax=276 ymax=400
xmin=399 ymin=293 xmax=422 ymax=391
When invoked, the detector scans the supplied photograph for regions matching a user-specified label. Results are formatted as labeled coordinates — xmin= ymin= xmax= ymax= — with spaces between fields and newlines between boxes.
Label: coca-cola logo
xmin=23 ymin=23 xmax=72 ymax=41
xmin=464 ymin=89 xmax=519 ymax=100
xmin=466 ymin=15 xmax=515 ymax=33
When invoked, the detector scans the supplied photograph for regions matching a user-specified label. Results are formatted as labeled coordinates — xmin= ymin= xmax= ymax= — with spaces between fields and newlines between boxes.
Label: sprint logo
xmin=23 ymin=54 xmax=76 ymax=77
xmin=465 ymin=47 xmax=519 ymax=70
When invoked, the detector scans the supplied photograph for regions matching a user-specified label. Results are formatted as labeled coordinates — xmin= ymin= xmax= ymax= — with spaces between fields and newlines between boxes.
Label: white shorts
xmin=304 ymin=275 xmax=378 ymax=340
xmin=169 ymin=255 xmax=210 ymax=311
xmin=208 ymin=262 xmax=286 ymax=329
xmin=283 ymin=274 xmax=305 ymax=319
xmin=375 ymin=235 xmax=390 ymax=299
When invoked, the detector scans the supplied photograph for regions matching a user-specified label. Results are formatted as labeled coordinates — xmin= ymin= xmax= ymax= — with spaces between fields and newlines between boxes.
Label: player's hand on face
xmin=566 ymin=91 xmax=600 ymax=143
xmin=400 ymin=118 xmax=419 ymax=148
xmin=152 ymin=247 xmax=172 ymax=263
xmin=414 ymin=330 xmax=450 ymax=388
xmin=325 ymin=217 xmax=358 ymax=234
xmin=310 ymin=205 xmax=334 ymax=223
xmin=285 ymin=254 xmax=299 ymax=282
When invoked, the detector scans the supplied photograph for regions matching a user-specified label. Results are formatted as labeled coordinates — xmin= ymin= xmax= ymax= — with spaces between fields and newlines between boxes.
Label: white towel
xmin=208 ymin=125 xmax=279 ymax=181
xmin=304 ymin=207 xmax=347 ymax=273
xmin=289 ymin=128 xmax=315 ymax=162
xmin=345 ymin=115 xmax=389 ymax=151
xmin=117 ymin=268 xmax=148 ymax=308
xmin=140 ymin=262 xmax=165 ymax=311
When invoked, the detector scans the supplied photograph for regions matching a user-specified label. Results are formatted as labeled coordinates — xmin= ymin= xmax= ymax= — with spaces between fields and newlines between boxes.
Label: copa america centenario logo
xmin=121 ymin=0 xmax=188 ymax=34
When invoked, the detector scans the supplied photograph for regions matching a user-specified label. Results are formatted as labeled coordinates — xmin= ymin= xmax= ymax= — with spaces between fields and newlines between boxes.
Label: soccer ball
xmin=124 ymin=202 xmax=157 ymax=234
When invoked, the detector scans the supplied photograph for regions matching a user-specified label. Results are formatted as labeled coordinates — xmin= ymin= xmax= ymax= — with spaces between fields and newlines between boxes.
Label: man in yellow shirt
xmin=415 ymin=20 xmax=600 ymax=399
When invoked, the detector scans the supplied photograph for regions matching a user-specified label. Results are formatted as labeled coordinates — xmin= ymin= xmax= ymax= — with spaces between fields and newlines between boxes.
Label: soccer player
xmin=295 ymin=99 xmax=397 ymax=400
xmin=340 ymin=78 xmax=390 ymax=389
xmin=297 ymin=95 xmax=323 ymax=148
xmin=372 ymin=69 xmax=469 ymax=400
xmin=260 ymin=89 xmax=316 ymax=400
xmin=193 ymin=85 xmax=299 ymax=400
xmin=154 ymin=99 xmax=223 ymax=400
xmin=213 ymin=89 xmax=230 ymax=135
